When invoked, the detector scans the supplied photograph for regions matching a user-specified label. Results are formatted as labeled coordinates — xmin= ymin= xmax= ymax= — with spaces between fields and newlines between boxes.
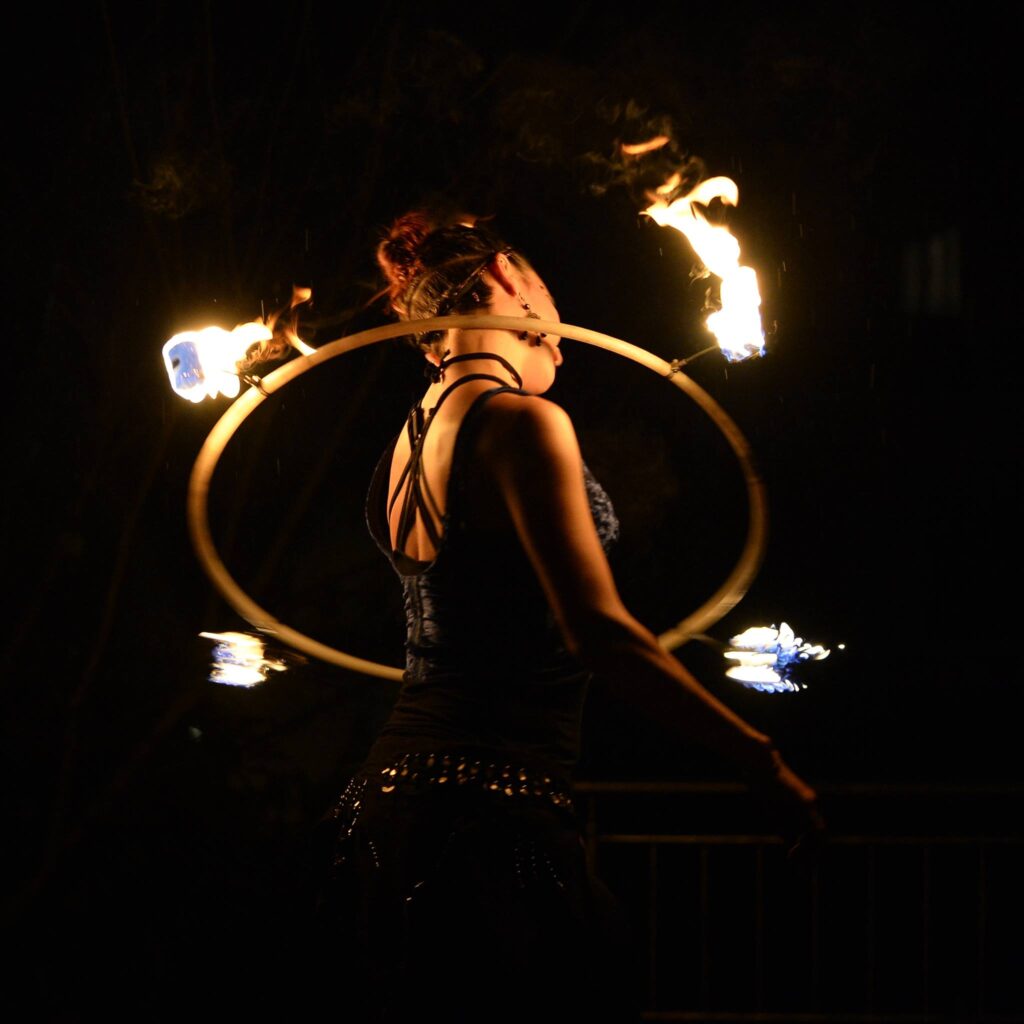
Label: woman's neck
xmin=423 ymin=332 xmax=525 ymax=401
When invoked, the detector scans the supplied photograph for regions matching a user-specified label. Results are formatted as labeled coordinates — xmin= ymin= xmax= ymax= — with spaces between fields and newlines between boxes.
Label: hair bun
xmin=376 ymin=209 xmax=522 ymax=329
xmin=377 ymin=212 xmax=439 ymax=310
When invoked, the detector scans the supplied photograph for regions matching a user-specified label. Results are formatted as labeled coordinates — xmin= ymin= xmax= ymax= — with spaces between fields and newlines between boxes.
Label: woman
xmin=318 ymin=212 xmax=822 ymax=1022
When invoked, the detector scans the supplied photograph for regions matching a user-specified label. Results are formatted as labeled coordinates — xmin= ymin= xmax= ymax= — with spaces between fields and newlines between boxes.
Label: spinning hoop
xmin=188 ymin=315 xmax=767 ymax=681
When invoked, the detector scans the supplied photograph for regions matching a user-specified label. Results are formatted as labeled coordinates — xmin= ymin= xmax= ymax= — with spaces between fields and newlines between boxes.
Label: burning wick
xmin=724 ymin=622 xmax=829 ymax=693
xmin=163 ymin=323 xmax=274 ymax=402
xmin=644 ymin=175 xmax=765 ymax=362
xmin=200 ymin=630 xmax=290 ymax=687
xmin=163 ymin=287 xmax=316 ymax=402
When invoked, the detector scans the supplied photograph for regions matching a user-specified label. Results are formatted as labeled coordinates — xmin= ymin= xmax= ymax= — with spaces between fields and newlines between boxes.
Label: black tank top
xmin=364 ymin=368 xmax=619 ymax=772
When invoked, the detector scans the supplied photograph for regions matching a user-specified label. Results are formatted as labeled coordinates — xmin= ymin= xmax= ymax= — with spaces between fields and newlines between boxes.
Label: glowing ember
xmin=200 ymin=631 xmax=288 ymax=687
xmin=724 ymin=621 xmax=829 ymax=693
xmin=163 ymin=323 xmax=273 ymax=403
xmin=645 ymin=176 xmax=765 ymax=361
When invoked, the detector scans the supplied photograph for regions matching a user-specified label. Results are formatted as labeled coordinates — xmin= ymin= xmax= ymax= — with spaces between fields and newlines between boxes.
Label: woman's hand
xmin=749 ymin=748 xmax=826 ymax=860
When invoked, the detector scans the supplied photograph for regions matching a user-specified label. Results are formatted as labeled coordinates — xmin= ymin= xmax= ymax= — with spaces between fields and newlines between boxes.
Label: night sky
xmin=6 ymin=3 xmax=1016 ymax=1015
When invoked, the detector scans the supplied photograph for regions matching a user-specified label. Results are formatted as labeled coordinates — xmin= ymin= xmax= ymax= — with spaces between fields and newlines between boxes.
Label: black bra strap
xmin=388 ymin=356 xmax=523 ymax=557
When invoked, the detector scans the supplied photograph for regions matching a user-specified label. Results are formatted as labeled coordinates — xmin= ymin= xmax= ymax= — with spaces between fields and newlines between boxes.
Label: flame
xmin=163 ymin=323 xmax=272 ymax=402
xmin=655 ymin=172 xmax=682 ymax=195
xmin=163 ymin=287 xmax=315 ymax=402
xmin=723 ymin=621 xmax=829 ymax=693
xmin=621 ymin=136 xmax=671 ymax=155
xmin=645 ymin=176 xmax=765 ymax=361
xmin=200 ymin=631 xmax=288 ymax=687
xmin=726 ymin=664 xmax=799 ymax=693
xmin=274 ymin=286 xmax=316 ymax=358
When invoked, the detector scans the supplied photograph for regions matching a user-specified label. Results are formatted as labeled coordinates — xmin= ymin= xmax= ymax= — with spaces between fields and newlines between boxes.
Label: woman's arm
xmin=478 ymin=394 xmax=822 ymax=840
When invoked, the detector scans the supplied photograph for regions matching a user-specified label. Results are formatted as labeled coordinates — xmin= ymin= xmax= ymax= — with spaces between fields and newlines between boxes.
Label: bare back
xmin=387 ymin=374 xmax=522 ymax=566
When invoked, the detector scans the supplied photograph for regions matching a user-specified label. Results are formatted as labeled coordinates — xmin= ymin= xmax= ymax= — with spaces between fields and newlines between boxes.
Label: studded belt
xmin=373 ymin=750 xmax=574 ymax=808
xmin=332 ymin=750 xmax=575 ymax=818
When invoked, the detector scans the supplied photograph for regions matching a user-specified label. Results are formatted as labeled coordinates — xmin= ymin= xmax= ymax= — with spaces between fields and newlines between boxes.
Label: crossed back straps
xmin=387 ymin=352 xmax=523 ymax=559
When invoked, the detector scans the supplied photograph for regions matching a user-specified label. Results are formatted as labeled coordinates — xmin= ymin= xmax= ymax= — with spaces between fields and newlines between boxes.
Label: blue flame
xmin=200 ymin=631 xmax=287 ymax=687
xmin=724 ymin=622 xmax=829 ymax=693
xmin=721 ymin=336 xmax=766 ymax=363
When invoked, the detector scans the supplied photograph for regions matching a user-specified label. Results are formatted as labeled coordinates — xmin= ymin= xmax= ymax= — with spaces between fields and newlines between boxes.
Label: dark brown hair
xmin=377 ymin=211 xmax=528 ymax=347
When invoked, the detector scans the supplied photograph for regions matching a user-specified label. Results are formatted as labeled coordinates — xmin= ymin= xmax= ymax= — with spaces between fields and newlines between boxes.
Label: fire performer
xmin=315 ymin=211 xmax=822 ymax=1021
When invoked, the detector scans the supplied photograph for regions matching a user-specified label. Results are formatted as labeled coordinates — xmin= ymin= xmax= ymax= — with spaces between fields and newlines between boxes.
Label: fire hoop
xmin=188 ymin=314 xmax=768 ymax=680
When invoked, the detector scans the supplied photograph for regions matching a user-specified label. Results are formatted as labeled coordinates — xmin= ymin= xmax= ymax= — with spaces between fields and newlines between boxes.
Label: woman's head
xmin=378 ymin=213 xmax=528 ymax=329
xmin=377 ymin=210 xmax=561 ymax=391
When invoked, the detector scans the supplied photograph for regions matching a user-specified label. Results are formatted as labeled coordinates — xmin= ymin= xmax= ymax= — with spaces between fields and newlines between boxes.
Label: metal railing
xmin=575 ymin=782 xmax=1024 ymax=1023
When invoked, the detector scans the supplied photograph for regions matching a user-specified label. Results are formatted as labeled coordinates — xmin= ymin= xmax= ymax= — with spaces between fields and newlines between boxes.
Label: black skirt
xmin=312 ymin=750 xmax=637 ymax=1023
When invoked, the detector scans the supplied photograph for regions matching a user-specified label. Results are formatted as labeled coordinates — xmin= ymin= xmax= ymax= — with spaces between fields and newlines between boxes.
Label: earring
xmin=518 ymin=293 xmax=547 ymax=342
xmin=518 ymin=294 xmax=530 ymax=337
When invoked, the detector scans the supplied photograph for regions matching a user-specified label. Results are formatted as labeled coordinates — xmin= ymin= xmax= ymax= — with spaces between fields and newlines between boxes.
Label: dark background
xmin=5 ymin=2 xmax=1015 ymax=1016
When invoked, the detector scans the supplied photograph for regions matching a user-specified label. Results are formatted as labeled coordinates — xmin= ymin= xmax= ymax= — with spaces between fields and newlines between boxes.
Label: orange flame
xmin=655 ymin=172 xmax=682 ymax=195
xmin=163 ymin=287 xmax=315 ymax=402
xmin=621 ymin=136 xmax=671 ymax=155
xmin=645 ymin=176 xmax=764 ymax=361
xmin=264 ymin=285 xmax=316 ymax=357
xmin=162 ymin=322 xmax=273 ymax=402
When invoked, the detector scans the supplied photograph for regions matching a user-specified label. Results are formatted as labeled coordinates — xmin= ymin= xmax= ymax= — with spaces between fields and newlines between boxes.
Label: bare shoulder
xmin=475 ymin=392 xmax=579 ymax=463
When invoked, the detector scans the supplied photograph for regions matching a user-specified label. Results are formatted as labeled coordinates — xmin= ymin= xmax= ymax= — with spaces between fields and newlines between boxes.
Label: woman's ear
xmin=487 ymin=254 xmax=519 ymax=297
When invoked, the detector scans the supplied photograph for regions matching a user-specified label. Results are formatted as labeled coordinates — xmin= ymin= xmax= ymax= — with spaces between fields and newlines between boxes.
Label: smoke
xmin=583 ymin=103 xmax=704 ymax=206
xmin=483 ymin=56 xmax=704 ymax=208
xmin=129 ymin=150 xmax=229 ymax=219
